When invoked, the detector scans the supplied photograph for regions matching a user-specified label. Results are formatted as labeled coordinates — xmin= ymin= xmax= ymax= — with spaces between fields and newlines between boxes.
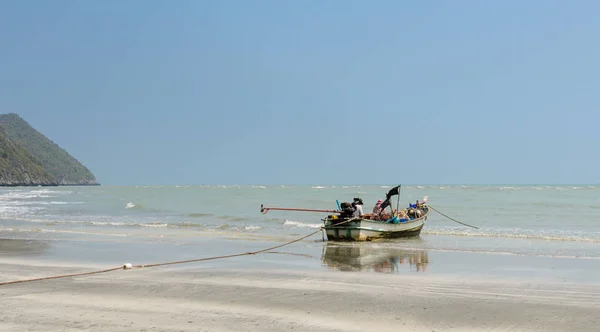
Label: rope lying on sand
xmin=428 ymin=205 xmax=479 ymax=229
xmin=0 ymin=219 xmax=354 ymax=287
xmin=139 ymin=229 xmax=323 ymax=269
xmin=0 ymin=267 xmax=124 ymax=286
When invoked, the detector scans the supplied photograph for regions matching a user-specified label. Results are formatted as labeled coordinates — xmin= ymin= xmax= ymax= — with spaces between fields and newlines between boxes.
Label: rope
xmin=0 ymin=218 xmax=355 ymax=286
xmin=138 ymin=229 xmax=323 ymax=269
xmin=428 ymin=205 xmax=479 ymax=229
xmin=0 ymin=267 xmax=123 ymax=286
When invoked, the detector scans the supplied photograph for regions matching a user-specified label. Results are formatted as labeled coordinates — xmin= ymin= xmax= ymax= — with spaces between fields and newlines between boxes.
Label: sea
xmin=1 ymin=185 xmax=599 ymax=283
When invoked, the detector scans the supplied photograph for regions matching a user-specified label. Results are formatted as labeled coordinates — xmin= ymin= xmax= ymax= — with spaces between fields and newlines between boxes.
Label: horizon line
xmin=80 ymin=183 xmax=599 ymax=187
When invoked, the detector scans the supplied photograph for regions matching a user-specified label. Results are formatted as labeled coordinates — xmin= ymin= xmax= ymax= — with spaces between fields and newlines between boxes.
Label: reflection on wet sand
xmin=322 ymin=242 xmax=429 ymax=273
xmin=0 ymin=239 xmax=51 ymax=257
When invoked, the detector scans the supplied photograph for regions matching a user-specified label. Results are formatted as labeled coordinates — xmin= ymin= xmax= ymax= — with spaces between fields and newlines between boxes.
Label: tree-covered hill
xmin=0 ymin=113 xmax=98 ymax=186
xmin=0 ymin=127 xmax=58 ymax=186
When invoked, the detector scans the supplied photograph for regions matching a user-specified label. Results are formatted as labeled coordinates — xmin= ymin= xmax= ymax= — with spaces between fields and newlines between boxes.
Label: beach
xmin=1 ymin=185 xmax=599 ymax=331
xmin=3 ymin=0 xmax=599 ymax=329
xmin=1 ymin=237 xmax=599 ymax=332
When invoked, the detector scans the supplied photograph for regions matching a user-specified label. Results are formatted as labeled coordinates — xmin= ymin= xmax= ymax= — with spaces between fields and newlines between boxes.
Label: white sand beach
xmin=1 ymin=257 xmax=598 ymax=332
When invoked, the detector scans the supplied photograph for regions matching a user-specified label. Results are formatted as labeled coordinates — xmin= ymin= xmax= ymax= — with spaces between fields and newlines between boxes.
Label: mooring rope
xmin=0 ymin=218 xmax=355 ymax=286
xmin=0 ymin=267 xmax=124 ymax=286
xmin=139 ymin=229 xmax=323 ymax=269
xmin=428 ymin=205 xmax=479 ymax=229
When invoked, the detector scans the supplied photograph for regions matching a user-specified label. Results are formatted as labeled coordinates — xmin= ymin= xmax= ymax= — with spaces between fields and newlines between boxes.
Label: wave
xmin=498 ymin=186 xmax=520 ymax=190
xmin=3 ymin=216 xmax=266 ymax=236
xmin=8 ymin=217 xmax=171 ymax=228
xmin=0 ymin=192 xmax=53 ymax=200
xmin=40 ymin=201 xmax=80 ymax=205
xmin=422 ymin=229 xmax=600 ymax=243
xmin=188 ymin=213 xmax=214 ymax=218
xmin=139 ymin=222 xmax=168 ymax=228
xmin=213 ymin=185 xmax=241 ymax=189
xmin=174 ymin=222 xmax=205 ymax=229
xmin=6 ymin=217 xmax=267 ymax=234
xmin=0 ymin=188 xmax=73 ymax=199
xmin=217 ymin=215 xmax=247 ymax=222
xmin=0 ymin=205 xmax=43 ymax=216
xmin=0 ymin=200 xmax=85 ymax=207
xmin=283 ymin=220 xmax=322 ymax=229
xmin=0 ymin=227 xmax=128 ymax=237
xmin=89 ymin=221 xmax=129 ymax=227
xmin=123 ymin=202 xmax=162 ymax=213
xmin=30 ymin=201 xmax=83 ymax=205
xmin=401 ymin=246 xmax=600 ymax=260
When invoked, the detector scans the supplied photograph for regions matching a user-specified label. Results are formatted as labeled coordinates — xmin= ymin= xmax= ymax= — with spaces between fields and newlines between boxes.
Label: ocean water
xmin=1 ymin=185 xmax=599 ymax=281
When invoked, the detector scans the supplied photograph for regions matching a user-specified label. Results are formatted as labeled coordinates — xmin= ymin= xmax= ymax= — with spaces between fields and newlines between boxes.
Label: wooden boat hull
xmin=323 ymin=207 xmax=429 ymax=241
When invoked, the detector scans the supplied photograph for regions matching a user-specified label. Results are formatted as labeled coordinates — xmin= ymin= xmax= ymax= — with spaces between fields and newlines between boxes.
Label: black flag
xmin=380 ymin=185 xmax=401 ymax=211
xmin=385 ymin=185 xmax=400 ymax=199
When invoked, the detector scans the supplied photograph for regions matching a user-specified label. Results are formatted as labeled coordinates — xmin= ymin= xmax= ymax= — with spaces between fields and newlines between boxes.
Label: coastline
xmin=0 ymin=237 xmax=598 ymax=331
xmin=0 ymin=183 xmax=100 ymax=187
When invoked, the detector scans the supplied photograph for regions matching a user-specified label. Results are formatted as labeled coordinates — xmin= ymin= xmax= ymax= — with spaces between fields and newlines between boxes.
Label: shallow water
xmin=1 ymin=185 xmax=599 ymax=282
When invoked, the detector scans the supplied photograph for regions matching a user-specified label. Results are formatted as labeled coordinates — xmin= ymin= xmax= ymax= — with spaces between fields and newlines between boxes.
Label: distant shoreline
xmin=0 ymin=183 xmax=101 ymax=187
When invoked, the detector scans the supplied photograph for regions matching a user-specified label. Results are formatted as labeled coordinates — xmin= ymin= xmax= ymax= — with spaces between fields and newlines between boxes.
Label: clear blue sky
xmin=1 ymin=0 xmax=598 ymax=185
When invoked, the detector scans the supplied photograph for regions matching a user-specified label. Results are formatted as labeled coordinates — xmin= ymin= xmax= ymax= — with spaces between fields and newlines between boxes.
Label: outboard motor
xmin=339 ymin=202 xmax=355 ymax=219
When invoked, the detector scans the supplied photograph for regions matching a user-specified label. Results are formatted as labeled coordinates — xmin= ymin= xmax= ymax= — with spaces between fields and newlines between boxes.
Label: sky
xmin=1 ymin=0 xmax=599 ymax=185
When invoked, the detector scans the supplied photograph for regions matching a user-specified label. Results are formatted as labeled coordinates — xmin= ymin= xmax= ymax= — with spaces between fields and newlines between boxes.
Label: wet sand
xmin=1 ymin=252 xmax=599 ymax=332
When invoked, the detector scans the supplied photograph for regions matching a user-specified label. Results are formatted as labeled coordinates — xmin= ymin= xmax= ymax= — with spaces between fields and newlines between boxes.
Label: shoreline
xmin=2 ymin=236 xmax=600 ymax=286
xmin=0 ymin=183 xmax=100 ymax=187
xmin=1 ymin=258 xmax=598 ymax=331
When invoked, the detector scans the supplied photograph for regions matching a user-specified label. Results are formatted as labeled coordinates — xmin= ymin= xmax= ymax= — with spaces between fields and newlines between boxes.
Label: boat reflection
xmin=321 ymin=242 xmax=429 ymax=273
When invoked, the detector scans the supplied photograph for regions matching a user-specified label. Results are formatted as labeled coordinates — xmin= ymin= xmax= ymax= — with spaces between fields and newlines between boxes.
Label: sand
xmin=1 ymin=258 xmax=598 ymax=332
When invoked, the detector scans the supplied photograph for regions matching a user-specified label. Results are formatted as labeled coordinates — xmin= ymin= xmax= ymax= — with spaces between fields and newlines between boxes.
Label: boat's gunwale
xmin=323 ymin=206 xmax=430 ymax=228
xmin=327 ymin=224 xmax=424 ymax=232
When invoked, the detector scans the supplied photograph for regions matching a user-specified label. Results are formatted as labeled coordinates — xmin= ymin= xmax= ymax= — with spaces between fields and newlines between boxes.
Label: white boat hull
xmin=323 ymin=207 xmax=429 ymax=241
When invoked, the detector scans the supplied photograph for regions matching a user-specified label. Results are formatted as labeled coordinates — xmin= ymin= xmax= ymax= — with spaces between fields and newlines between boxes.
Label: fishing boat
xmin=322 ymin=203 xmax=430 ymax=241
xmin=260 ymin=185 xmax=432 ymax=242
